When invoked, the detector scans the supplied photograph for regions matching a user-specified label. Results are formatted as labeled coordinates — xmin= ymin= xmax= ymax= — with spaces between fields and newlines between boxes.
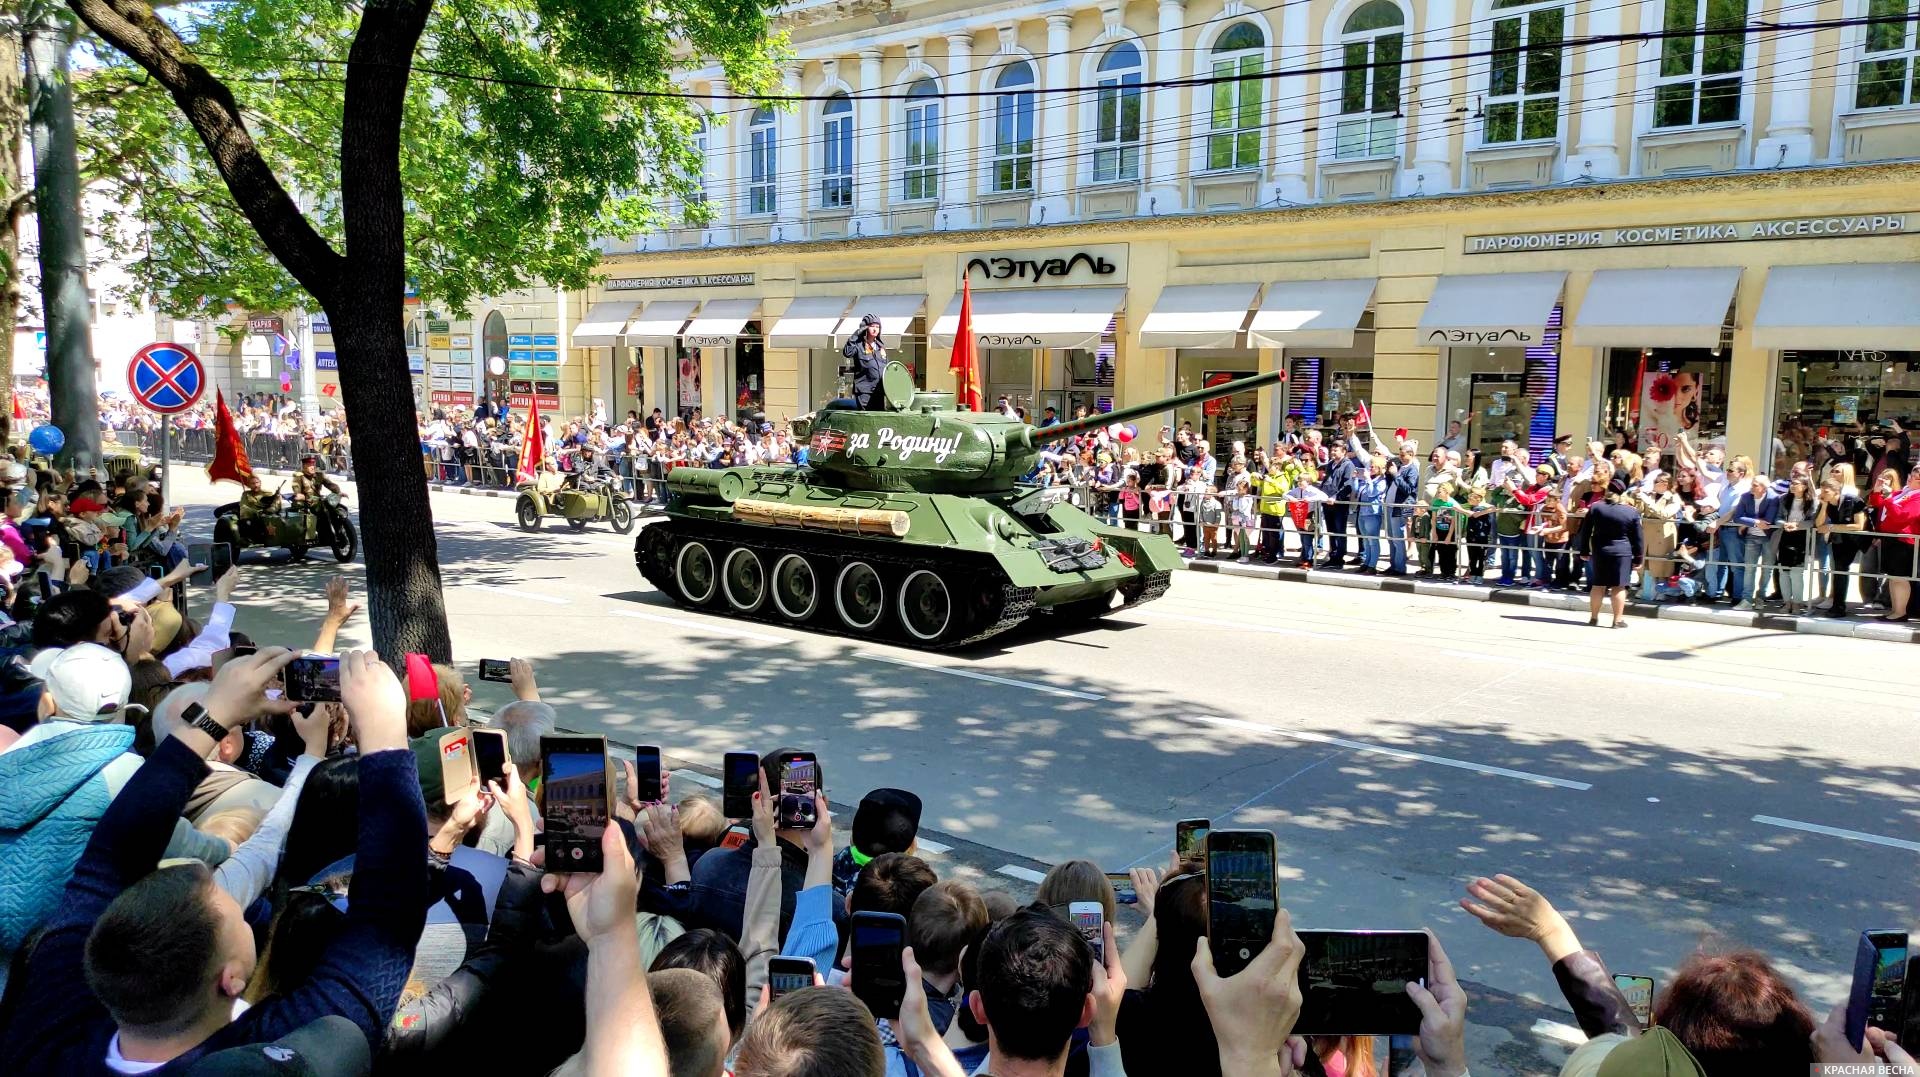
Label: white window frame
xmin=1206 ymin=22 xmax=1266 ymax=172
xmin=1090 ymin=41 xmax=1144 ymax=182
xmin=747 ymin=107 xmax=778 ymax=216
xmin=820 ymin=94 xmax=854 ymax=209
xmin=901 ymin=78 xmax=941 ymax=201
xmin=990 ymin=61 xmax=1036 ymax=194
xmin=687 ymin=114 xmax=709 ymax=211
xmin=1648 ymin=0 xmax=1749 ymax=129
xmin=1853 ymin=0 xmax=1920 ymax=108
xmin=1334 ymin=0 xmax=1406 ymax=159
xmin=1479 ymin=0 xmax=1565 ymax=145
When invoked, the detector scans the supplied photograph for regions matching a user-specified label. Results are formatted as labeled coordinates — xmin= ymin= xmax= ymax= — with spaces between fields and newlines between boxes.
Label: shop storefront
xmin=1417 ymin=271 xmax=1566 ymax=461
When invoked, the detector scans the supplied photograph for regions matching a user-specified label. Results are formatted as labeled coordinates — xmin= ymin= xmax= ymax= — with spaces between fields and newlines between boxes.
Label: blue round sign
xmin=128 ymin=342 xmax=206 ymax=414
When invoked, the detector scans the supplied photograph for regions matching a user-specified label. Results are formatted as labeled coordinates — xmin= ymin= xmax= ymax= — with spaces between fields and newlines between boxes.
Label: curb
xmin=1184 ymin=558 xmax=1920 ymax=644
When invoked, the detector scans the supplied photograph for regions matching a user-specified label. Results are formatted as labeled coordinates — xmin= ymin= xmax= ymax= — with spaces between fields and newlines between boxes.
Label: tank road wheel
xmin=897 ymin=570 xmax=954 ymax=644
xmin=834 ymin=560 xmax=886 ymax=632
xmin=721 ymin=547 xmax=768 ymax=612
xmin=771 ymin=554 xmax=820 ymax=622
xmin=674 ymin=541 xmax=719 ymax=605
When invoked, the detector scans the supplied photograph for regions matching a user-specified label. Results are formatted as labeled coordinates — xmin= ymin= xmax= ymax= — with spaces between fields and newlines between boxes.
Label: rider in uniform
xmin=841 ymin=313 xmax=889 ymax=410
xmin=289 ymin=454 xmax=342 ymax=542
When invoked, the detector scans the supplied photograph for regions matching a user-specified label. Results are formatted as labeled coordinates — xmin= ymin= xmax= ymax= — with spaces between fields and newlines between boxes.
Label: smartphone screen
xmin=722 ymin=751 xmax=758 ymax=818
xmin=541 ymin=735 xmax=611 ymax=873
xmin=633 ymin=745 xmax=663 ymax=803
xmin=284 ymin=654 xmax=342 ymax=703
xmin=777 ymin=752 xmax=819 ymax=830
xmin=768 ymin=957 xmax=815 ymax=1001
xmin=1294 ymin=930 xmax=1428 ymax=1037
xmin=472 ymin=728 xmax=509 ymax=786
xmin=1848 ymin=930 xmax=1910 ymax=1049
xmin=1070 ymin=902 xmax=1105 ymax=964
xmin=1612 ymin=974 xmax=1655 ymax=1030
xmin=1176 ymin=818 xmax=1211 ymax=861
xmin=1106 ymin=872 xmax=1138 ymax=906
xmin=187 ymin=542 xmax=213 ymax=575
xmin=849 ymin=911 xmax=908 ymax=1020
xmin=477 ymin=658 xmax=512 ymax=683
xmin=438 ymin=729 xmax=479 ymax=805
xmin=1205 ymin=830 xmax=1276 ymax=977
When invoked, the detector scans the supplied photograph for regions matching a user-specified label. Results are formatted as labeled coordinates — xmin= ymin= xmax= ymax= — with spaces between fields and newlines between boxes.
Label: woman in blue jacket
xmin=1353 ymin=455 xmax=1388 ymax=575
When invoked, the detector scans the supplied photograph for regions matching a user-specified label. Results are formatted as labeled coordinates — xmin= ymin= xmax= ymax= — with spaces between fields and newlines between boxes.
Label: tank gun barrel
xmin=1039 ymin=369 xmax=1284 ymax=443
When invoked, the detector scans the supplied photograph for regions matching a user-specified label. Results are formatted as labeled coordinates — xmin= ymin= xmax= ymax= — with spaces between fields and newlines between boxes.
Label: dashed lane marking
xmin=1440 ymin=650 xmax=1783 ymax=699
xmin=1191 ymin=713 xmax=1593 ymax=791
xmin=1751 ymin=814 xmax=1920 ymax=853
xmin=459 ymin=584 xmax=569 ymax=605
xmin=997 ymin=865 xmax=1047 ymax=884
xmin=610 ymin=607 xmax=787 ymax=644
xmin=853 ymin=652 xmax=1106 ymax=702
xmin=1130 ymin=608 xmax=1350 ymax=641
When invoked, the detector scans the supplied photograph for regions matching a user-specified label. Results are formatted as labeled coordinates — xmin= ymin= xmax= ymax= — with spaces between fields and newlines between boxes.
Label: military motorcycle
xmin=516 ymin=467 xmax=635 ymax=534
xmin=213 ymin=486 xmax=359 ymax=563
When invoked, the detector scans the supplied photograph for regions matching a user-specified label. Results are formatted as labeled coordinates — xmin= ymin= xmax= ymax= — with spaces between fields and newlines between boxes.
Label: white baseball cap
xmin=42 ymin=643 xmax=133 ymax=723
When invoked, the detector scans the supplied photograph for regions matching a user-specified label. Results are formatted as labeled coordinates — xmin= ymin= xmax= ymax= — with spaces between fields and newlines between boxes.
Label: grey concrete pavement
xmin=163 ymin=470 xmax=1920 ymax=1075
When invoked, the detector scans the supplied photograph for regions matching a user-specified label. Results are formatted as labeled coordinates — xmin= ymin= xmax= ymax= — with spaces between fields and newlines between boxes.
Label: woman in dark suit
xmin=1577 ymin=461 xmax=1645 ymax=628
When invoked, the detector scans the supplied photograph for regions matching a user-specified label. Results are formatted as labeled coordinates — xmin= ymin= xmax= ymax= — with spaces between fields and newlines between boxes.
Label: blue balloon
xmin=27 ymin=425 xmax=64 ymax=455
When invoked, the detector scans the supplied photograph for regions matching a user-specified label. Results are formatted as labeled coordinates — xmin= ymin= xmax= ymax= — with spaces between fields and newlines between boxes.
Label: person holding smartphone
xmin=683 ymin=749 xmax=833 ymax=940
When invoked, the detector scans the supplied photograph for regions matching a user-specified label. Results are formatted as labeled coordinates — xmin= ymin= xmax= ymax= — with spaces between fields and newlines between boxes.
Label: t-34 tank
xmin=635 ymin=362 xmax=1283 ymax=648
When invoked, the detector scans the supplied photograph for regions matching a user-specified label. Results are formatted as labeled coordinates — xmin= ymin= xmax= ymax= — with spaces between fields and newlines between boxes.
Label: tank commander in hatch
xmin=842 ymin=313 xmax=888 ymax=410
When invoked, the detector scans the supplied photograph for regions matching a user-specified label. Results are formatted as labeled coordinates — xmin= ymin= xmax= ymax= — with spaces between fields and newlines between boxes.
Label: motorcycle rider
xmin=841 ymin=313 xmax=888 ymax=411
xmin=290 ymin=455 xmax=343 ymax=543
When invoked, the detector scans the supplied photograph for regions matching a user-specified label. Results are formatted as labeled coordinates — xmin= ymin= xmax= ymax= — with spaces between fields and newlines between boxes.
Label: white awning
xmin=766 ymin=296 xmax=855 ymax=349
xmin=1569 ymin=267 xmax=1740 ymax=349
xmin=836 ymin=294 xmax=927 ymax=341
xmin=1751 ymin=263 xmax=1920 ymax=351
xmin=681 ymin=298 xmax=762 ymax=347
xmin=622 ymin=301 xmax=698 ymax=347
xmin=572 ymin=300 xmax=640 ymax=348
xmin=930 ymin=287 xmax=1126 ymax=349
xmin=1247 ymin=278 xmax=1378 ymax=350
xmin=1417 ymin=271 xmax=1566 ymax=348
xmin=1139 ymin=283 xmax=1262 ymax=349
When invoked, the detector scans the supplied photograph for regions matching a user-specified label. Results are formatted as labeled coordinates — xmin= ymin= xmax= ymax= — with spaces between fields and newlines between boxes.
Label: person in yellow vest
xmin=1257 ymin=463 xmax=1290 ymax=563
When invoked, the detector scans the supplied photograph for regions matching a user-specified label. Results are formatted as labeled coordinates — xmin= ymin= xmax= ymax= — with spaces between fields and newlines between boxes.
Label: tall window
xmin=1337 ymin=1 xmax=1404 ymax=158
xmin=1207 ymin=23 xmax=1265 ymax=170
xmin=686 ymin=114 xmax=709 ymax=210
xmin=747 ymin=107 xmax=778 ymax=215
xmin=1485 ymin=0 xmax=1563 ymax=142
xmin=1857 ymin=0 xmax=1920 ymax=108
xmin=1653 ymin=0 xmax=1746 ymax=127
xmin=991 ymin=62 xmax=1036 ymax=193
xmin=821 ymin=94 xmax=854 ymax=208
xmin=903 ymin=79 xmax=941 ymax=200
xmin=1093 ymin=42 xmax=1143 ymax=181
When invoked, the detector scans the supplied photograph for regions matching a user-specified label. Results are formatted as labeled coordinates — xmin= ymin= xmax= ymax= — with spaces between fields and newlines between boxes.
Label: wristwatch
xmin=180 ymin=701 xmax=226 ymax=740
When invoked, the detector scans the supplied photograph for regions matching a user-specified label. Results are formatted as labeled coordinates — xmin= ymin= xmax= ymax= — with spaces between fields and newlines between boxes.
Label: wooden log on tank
xmin=732 ymin=497 xmax=910 ymax=537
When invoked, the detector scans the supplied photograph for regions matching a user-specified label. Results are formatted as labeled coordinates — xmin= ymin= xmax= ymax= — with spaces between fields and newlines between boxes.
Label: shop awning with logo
xmin=766 ymin=296 xmax=855 ymax=349
xmin=1569 ymin=267 xmax=1741 ymax=349
xmin=1417 ymin=271 xmax=1566 ymax=347
xmin=573 ymin=301 xmax=640 ymax=348
xmin=621 ymin=300 xmax=698 ymax=347
xmin=1138 ymin=282 xmax=1263 ymax=349
xmin=930 ymin=287 xmax=1126 ymax=349
xmin=681 ymin=298 xmax=762 ymax=347
xmin=838 ymin=294 xmax=927 ymax=341
xmin=1751 ymin=263 xmax=1920 ymax=350
xmin=1247 ymin=278 xmax=1378 ymax=350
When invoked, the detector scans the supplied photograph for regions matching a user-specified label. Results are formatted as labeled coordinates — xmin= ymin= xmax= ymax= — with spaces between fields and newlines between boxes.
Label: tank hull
xmin=633 ymin=465 xmax=1178 ymax=649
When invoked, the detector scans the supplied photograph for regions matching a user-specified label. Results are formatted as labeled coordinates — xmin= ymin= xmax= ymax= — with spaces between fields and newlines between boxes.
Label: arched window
xmin=903 ymin=79 xmax=940 ymax=200
xmin=1858 ymin=0 xmax=1920 ymax=106
xmin=1336 ymin=1 xmax=1404 ymax=158
xmin=1485 ymin=0 xmax=1564 ymax=143
xmin=688 ymin=114 xmax=709 ymax=207
xmin=991 ymin=62 xmax=1036 ymax=193
xmin=482 ymin=311 xmax=509 ymax=375
xmin=1653 ymin=0 xmax=1746 ymax=126
xmin=1093 ymin=42 xmax=1143 ymax=181
xmin=1208 ymin=22 xmax=1265 ymax=170
xmin=821 ymin=93 xmax=854 ymax=208
xmin=747 ymin=107 xmax=778 ymax=215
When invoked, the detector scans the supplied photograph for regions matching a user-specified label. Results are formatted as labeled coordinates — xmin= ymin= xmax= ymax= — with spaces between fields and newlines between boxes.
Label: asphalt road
xmin=166 ymin=469 xmax=1919 ymax=1074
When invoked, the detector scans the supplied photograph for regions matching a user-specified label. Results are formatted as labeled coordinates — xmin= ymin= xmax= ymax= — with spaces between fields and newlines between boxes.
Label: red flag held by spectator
xmin=321 ymin=383 xmax=337 ymax=398
xmin=515 ymin=394 xmax=545 ymax=484
xmin=206 ymin=389 xmax=258 ymax=490
xmin=948 ymin=278 xmax=982 ymax=413
xmin=1354 ymin=400 xmax=1371 ymax=429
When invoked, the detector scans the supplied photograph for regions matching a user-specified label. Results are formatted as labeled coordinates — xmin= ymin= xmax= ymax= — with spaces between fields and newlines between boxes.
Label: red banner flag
xmin=1354 ymin=400 xmax=1372 ymax=429
xmin=515 ymin=393 xmax=545 ymax=484
xmin=948 ymin=277 xmax=982 ymax=413
xmin=206 ymin=389 xmax=258 ymax=489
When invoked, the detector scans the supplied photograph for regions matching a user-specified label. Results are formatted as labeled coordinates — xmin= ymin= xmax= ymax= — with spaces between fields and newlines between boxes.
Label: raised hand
xmin=1460 ymin=874 xmax=1580 ymax=961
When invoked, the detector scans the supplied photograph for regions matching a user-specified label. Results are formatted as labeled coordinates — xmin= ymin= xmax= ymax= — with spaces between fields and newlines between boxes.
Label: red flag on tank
xmin=206 ymin=389 xmax=258 ymax=490
xmin=949 ymin=278 xmax=982 ymax=413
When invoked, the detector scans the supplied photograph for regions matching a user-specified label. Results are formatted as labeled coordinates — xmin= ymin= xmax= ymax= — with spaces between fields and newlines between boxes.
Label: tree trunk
xmin=0 ymin=24 xmax=27 ymax=447
xmin=25 ymin=16 xmax=97 ymax=468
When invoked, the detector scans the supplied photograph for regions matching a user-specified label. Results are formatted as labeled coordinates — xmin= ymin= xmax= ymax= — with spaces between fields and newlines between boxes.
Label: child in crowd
xmin=1464 ymin=485 xmax=1495 ymax=582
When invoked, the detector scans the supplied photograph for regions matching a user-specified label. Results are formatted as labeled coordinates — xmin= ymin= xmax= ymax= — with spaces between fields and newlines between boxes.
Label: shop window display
xmin=1603 ymin=347 xmax=1731 ymax=466
xmin=1773 ymin=350 xmax=1920 ymax=472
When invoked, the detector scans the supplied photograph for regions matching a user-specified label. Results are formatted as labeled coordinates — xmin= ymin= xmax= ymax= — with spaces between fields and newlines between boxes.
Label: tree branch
xmin=61 ymin=0 xmax=346 ymax=301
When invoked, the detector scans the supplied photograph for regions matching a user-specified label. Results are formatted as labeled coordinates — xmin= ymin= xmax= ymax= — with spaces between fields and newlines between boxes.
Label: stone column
xmin=1034 ymin=13 xmax=1074 ymax=223
xmin=703 ymin=77 xmax=733 ymax=246
xmin=1270 ymin=0 xmax=1312 ymax=203
xmin=1757 ymin=27 xmax=1816 ymax=167
xmin=942 ymin=32 xmax=975 ymax=229
xmin=1569 ymin=2 xmax=1624 ymax=180
xmin=775 ymin=63 xmax=807 ymax=241
xmin=1145 ymin=0 xmax=1188 ymax=214
xmin=853 ymin=48 xmax=887 ymax=234
xmin=1405 ymin=0 xmax=1458 ymax=195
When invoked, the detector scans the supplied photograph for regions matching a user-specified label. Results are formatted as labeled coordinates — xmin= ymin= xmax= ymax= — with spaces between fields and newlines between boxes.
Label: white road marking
xmin=460 ymin=584 xmax=569 ymax=605
xmin=997 ymin=864 xmax=1047 ymax=884
xmin=1190 ymin=714 xmax=1593 ymax=791
xmin=611 ymin=607 xmax=787 ymax=644
xmin=1530 ymin=1020 xmax=1589 ymax=1047
xmin=915 ymin=838 xmax=953 ymax=855
xmin=1440 ymin=650 xmax=1782 ymax=699
xmin=1751 ymin=815 xmax=1920 ymax=853
xmin=673 ymin=769 xmax=721 ymax=789
xmin=1133 ymin=609 xmax=1349 ymax=641
xmin=854 ymin=652 xmax=1106 ymax=701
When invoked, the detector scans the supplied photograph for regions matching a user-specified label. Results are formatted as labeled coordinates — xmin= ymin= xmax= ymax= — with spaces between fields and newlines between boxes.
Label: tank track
xmin=636 ymin=516 xmax=1039 ymax=650
xmin=1118 ymin=570 xmax=1171 ymax=609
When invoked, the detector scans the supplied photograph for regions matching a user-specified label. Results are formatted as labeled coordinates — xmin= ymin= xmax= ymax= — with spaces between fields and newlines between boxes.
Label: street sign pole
xmin=160 ymin=414 xmax=172 ymax=505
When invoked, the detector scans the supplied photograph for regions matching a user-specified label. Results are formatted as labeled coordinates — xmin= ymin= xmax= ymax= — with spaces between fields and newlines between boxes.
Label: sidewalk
xmin=1184 ymin=556 xmax=1920 ymax=644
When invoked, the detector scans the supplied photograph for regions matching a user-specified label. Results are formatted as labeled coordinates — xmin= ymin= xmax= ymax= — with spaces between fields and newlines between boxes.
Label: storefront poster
xmin=1635 ymin=368 xmax=1707 ymax=457
xmin=1488 ymin=390 xmax=1508 ymax=417
xmin=407 ymin=350 xmax=425 ymax=375
xmin=1834 ymin=395 xmax=1860 ymax=424
xmin=428 ymin=334 xmax=452 ymax=350
xmin=678 ymin=354 xmax=702 ymax=409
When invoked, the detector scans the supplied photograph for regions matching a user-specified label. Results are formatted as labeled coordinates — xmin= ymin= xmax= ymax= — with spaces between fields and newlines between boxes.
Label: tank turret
xmin=792 ymin=362 xmax=1282 ymax=494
